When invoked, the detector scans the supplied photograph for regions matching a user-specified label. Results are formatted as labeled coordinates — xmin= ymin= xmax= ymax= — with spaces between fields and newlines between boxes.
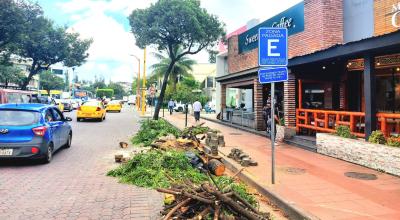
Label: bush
xmin=96 ymin=88 xmax=114 ymax=98
xmin=132 ymin=119 xmax=180 ymax=146
xmin=368 ymin=130 xmax=386 ymax=145
xmin=386 ymin=136 xmax=400 ymax=147
xmin=335 ymin=125 xmax=356 ymax=139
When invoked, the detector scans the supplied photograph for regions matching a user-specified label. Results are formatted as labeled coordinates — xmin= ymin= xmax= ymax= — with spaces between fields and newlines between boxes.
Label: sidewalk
xmin=163 ymin=112 xmax=400 ymax=220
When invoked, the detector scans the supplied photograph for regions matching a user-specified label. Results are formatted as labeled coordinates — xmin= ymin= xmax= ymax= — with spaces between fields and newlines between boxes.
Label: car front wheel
xmin=64 ymin=133 xmax=72 ymax=149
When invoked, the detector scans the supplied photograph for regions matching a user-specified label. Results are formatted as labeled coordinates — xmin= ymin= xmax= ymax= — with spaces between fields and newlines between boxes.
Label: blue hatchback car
xmin=0 ymin=104 xmax=72 ymax=163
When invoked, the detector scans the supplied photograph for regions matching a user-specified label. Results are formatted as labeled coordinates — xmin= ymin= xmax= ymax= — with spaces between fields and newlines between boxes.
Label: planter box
xmin=316 ymin=133 xmax=400 ymax=176
xmin=276 ymin=125 xmax=296 ymax=142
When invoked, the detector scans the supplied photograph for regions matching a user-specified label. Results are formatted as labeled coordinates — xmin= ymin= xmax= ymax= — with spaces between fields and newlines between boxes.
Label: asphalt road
xmin=0 ymin=106 xmax=163 ymax=220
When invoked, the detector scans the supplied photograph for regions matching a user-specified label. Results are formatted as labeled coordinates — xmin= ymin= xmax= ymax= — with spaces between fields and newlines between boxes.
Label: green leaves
xmin=39 ymin=71 xmax=65 ymax=94
xmin=132 ymin=119 xmax=180 ymax=146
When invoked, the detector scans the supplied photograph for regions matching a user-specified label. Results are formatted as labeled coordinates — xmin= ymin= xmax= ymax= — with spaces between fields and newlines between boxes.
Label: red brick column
xmin=284 ymin=72 xmax=296 ymax=127
xmin=254 ymin=78 xmax=265 ymax=130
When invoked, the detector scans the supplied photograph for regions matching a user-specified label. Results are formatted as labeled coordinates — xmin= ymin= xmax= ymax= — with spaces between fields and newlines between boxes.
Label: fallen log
xmin=163 ymin=198 xmax=192 ymax=220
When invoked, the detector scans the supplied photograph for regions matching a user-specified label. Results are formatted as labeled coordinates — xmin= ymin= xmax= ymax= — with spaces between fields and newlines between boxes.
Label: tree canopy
xmin=39 ymin=71 xmax=65 ymax=95
xmin=0 ymin=64 xmax=25 ymax=88
xmin=150 ymin=46 xmax=196 ymax=92
xmin=129 ymin=0 xmax=224 ymax=119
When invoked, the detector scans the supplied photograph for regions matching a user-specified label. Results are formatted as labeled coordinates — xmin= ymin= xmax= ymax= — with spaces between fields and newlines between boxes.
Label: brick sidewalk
xmin=164 ymin=113 xmax=400 ymax=220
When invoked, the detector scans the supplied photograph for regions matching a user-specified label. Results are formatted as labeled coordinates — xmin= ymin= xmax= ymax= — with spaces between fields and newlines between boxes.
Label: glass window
xmin=0 ymin=110 xmax=40 ymax=126
xmin=376 ymin=71 xmax=400 ymax=113
xmin=45 ymin=110 xmax=54 ymax=122
xmin=51 ymin=108 xmax=63 ymax=121
xmin=6 ymin=93 xmax=22 ymax=103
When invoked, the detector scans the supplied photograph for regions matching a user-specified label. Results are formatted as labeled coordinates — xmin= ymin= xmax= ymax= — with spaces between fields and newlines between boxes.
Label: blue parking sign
xmin=258 ymin=28 xmax=288 ymax=66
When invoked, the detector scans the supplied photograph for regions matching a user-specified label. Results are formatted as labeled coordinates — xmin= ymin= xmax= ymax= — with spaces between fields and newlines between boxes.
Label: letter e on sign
xmin=267 ymin=39 xmax=280 ymax=57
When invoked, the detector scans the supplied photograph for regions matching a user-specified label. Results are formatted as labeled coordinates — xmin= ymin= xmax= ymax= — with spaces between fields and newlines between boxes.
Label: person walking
xmin=168 ymin=99 xmax=175 ymax=115
xmin=262 ymin=96 xmax=272 ymax=134
xmin=193 ymin=100 xmax=202 ymax=122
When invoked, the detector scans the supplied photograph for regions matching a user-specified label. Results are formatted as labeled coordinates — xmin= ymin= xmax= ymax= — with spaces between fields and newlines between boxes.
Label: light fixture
xmin=397 ymin=67 xmax=400 ymax=72
xmin=322 ymin=66 xmax=326 ymax=70
xmin=377 ymin=62 xmax=381 ymax=66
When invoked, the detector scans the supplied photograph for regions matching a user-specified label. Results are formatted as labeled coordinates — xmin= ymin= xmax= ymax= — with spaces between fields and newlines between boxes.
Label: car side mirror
xmin=65 ymin=117 xmax=73 ymax=122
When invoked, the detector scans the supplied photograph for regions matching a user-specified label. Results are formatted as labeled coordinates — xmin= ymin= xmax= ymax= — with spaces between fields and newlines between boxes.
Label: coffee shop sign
xmin=393 ymin=2 xmax=400 ymax=28
xmin=245 ymin=17 xmax=293 ymax=46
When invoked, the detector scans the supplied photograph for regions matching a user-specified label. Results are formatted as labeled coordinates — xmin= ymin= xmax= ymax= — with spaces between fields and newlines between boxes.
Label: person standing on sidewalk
xmin=168 ymin=99 xmax=175 ymax=115
xmin=193 ymin=100 xmax=202 ymax=122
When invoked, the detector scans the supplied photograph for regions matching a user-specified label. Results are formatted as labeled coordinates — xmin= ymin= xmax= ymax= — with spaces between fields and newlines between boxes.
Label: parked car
xmin=0 ymin=103 xmax=72 ymax=163
xmin=77 ymin=101 xmax=106 ymax=122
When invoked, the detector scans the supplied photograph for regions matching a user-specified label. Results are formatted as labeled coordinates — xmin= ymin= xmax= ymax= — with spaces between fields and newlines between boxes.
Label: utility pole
xmin=130 ymin=54 xmax=141 ymax=110
xmin=141 ymin=48 xmax=146 ymax=116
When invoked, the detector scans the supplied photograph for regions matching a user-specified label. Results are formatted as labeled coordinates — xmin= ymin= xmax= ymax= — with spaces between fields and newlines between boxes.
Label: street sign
xmin=258 ymin=67 xmax=288 ymax=84
xmin=258 ymin=28 xmax=288 ymax=66
xmin=258 ymin=27 xmax=288 ymax=185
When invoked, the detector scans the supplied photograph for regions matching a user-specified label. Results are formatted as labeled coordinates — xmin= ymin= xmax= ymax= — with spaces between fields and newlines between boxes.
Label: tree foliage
xmin=0 ymin=0 xmax=42 ymax=51
xmin=108 ymin=82 xmax=127 ymax=99
xmin=129 ymin=0 xmax=224 ymax=119
xmin=0 ymin=64 xmax=25 ymax=88
xmin=96 ymin=89 xmax=114 ymax=98
xmin=150 ymin=46 xmax=196 ymax=91
xmin=39 ymin=71 xmax=64 ymax=95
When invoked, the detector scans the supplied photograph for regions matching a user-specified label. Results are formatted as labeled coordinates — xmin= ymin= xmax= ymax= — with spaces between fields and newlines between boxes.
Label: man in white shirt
xmin=193 ymin=100 xmax=202 ymax=122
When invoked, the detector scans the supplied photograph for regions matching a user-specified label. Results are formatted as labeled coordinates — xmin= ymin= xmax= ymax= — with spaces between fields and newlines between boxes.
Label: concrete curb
xmin=164 ymin=117 xmax=319 ymax=220
xmin=220 ymin=156 xmax=320 ymax=220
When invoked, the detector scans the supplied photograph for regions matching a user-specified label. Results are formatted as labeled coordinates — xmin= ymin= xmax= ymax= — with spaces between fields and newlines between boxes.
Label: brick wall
xmin=253 ymin=79 xmax=265 ymax=130
xmin=228 ymin=0 xmax=344 ymax=74
xmin=284 ymin=72 xmax=296 ymax=127
xmin=374 ymin=0 xmax=400 ymax=36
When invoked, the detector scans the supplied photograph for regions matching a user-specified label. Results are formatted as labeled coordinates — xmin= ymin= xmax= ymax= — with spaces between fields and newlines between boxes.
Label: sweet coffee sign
xmin=392 ymin=2 xmax=400 ymax=28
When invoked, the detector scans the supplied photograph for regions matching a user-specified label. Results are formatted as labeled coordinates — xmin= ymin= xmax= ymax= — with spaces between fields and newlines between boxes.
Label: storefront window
xmin=376 ymin=69 xmax=400 ymax=113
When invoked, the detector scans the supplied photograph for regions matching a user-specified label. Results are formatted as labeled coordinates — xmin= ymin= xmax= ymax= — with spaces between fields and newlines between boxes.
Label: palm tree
xmin=150 ymin=46 xmax=196 ymax=92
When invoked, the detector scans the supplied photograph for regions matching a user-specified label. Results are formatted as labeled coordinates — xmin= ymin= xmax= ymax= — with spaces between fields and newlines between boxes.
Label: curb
xmin=220 ymin=156 xmax=320 ymax=220
xmin=164 ymin=117 xmax=319 ymax=220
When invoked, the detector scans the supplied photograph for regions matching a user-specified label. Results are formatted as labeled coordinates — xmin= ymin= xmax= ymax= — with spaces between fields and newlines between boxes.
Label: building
xmin=216 ymin=0 xmax=400 ymax=139
xmin=189 ymin=63 xmax=217 ymax=104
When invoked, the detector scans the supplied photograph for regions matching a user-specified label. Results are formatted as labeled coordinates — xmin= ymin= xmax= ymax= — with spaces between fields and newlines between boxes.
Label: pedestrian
xmin=168 ymin=99 xmax=175 ymax=115
xmin=193 ymin=99 xmax=202 ymax=122
xmin=263 ymin=96 xmax=272 ymax=134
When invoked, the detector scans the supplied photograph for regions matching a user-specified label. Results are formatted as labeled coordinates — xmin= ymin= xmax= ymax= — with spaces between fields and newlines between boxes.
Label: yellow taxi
xmin=106 ymin=100 xmax=122 ymax=112
xmin=77 ymin=101 xmax=106 ymax=122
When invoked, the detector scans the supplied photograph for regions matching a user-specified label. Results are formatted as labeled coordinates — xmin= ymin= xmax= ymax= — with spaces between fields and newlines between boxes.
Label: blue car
xmin=0 ymin=104 xmax=72 ymax=163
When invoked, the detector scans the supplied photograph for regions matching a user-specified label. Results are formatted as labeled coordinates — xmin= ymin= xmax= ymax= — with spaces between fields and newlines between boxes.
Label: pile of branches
xmin=157 ymin=181 xmax=270 ymax=220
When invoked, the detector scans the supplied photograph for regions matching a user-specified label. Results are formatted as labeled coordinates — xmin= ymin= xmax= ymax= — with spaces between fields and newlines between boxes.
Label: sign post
xmin=258 ymin=27 xmax=288 ymax=184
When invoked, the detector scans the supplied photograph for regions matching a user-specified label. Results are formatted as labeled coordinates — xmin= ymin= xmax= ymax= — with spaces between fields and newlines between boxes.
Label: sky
xmin=37 ymin=0 xmax=302 ymax=83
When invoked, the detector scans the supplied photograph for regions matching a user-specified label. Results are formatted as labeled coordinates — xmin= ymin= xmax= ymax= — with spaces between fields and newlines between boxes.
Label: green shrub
xmin=386 ymin=136 xmax=400 ymax=147
xmin=368 ymin=130 xmax=386 ymax=144
xmin=96 ymin=88 xmax=114 ymax=98
xmin=335 ymin=125 xmax=356 ymax=139
xmin=132 ymin=119 xmax=180 ymax=146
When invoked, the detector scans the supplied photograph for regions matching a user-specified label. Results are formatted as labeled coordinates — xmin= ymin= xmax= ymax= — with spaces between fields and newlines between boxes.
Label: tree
xmin=64 ymin=70 xmax=70 ymax=91
xmin=0 ymin=0 xmax=42 ymax=52
xmin=92 ymin=76 xmax=106 ymax=90
xmin=96 ymin=89 xmax=114 ymax=98
xmin=208 ymin=49 xmax=218 ymax=63
xmin=108 ymin=82 xmax=126 ymax=99
xmin=150 ymin=46 xmax=196 ymax=92
xmin=39 ymin=71 xmax=64 ymax=95
xmin=129 ymin=0 xmax=225 ymax=119
xmin=19 ymin=16 xmax=92 ymax=90
xmin=0 ymin=64 xmax=25 ymax=88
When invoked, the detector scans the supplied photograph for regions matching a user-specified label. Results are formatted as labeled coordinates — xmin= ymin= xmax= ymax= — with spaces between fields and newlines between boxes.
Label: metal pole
xmin=137 ymin=59 xmax=140 ymax=110
xmin=185 ymin=104 xmax=188 ymax=127
xmin=271 ymin=82 xmax=276 ymax=184
xmin=141 ymin=48 xmax=146 ymax=116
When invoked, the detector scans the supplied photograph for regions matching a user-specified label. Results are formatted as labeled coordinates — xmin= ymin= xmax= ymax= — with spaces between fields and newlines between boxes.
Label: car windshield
xmin=83 ymin=102 xmax=99 ymax=107
xmin=0 ymin=110 xmax=40 ymax=126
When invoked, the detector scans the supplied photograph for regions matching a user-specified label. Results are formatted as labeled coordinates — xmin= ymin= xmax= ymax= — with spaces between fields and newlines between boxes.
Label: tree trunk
xmin=21 ymin=61 xmax=38 ymax=90
xmin=153 ymin=60 xmax=176 ymax=120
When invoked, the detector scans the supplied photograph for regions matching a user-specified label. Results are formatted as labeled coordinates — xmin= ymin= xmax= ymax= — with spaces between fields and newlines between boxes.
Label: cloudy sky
xmin=37 ymin=0 xmax=302 ymax=83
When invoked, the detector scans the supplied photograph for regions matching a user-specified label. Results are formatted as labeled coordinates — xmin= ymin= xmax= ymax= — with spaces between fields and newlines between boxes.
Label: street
xmin=0 ymin=106 xmax=163 ymax=220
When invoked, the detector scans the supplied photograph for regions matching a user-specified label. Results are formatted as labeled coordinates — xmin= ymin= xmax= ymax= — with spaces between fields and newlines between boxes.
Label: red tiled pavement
xmin=164 ymin=113 xmax=400 ymax=220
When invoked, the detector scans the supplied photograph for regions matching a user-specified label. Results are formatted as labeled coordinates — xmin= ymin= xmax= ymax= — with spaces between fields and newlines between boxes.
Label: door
xmin=50 ymin=108 xmax=68 ymax=149
xmin=46 ymin=109 xmax=62 ymax=149
xmin=347 ymin=72 xmax=362 ymax=111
